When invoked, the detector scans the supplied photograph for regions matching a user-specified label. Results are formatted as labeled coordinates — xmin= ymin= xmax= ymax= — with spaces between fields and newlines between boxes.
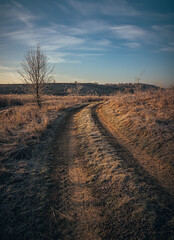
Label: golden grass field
xmin=0 ymin=88 xmax=173 ymax=239
xmin=97 ymin=88 xmax=174 ymax=195
xmin=0 ymin=94 xmax=102 ymax=161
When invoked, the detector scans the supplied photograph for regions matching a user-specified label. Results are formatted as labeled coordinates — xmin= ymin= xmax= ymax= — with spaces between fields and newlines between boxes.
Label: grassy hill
xmin=0 ymin=82 xmax=159 ymax=96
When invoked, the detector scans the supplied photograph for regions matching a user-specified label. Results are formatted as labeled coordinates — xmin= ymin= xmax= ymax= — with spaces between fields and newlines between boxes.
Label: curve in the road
xmin=48 ymin=102 xmax=174 ymax=240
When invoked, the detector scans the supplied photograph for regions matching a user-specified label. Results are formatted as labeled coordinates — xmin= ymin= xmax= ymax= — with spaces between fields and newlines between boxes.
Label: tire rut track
xmin=49 ymin=106 xmax=102 ymax=240
xmin=48 ymin=103 xmax=174 ymax=240
xmin=75 ymin=103 xmax=174 ymax=239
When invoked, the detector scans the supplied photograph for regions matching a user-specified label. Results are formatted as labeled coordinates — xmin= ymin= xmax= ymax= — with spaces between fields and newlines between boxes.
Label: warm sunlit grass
xmin=102 ymin=88 xmax=174 ymax=159
xmin=98 ymin=88 xmax=174 ymax=194
xmin=0 ymin=94 xmax=101 ymax=160
xmin=0 ymin=94 xmax=33 ymax=108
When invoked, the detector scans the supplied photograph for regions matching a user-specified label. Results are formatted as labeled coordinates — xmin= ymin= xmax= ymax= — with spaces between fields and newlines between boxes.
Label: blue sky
xmin=0 ymin=0 xmax=174 ymax=86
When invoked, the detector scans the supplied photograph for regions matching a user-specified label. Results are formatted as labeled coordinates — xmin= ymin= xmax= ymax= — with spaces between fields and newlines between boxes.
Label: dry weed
xmin=0 ymin=94 xmax=102 ymax=161
xmin=98 ymin=88 xmax=174 ymax=194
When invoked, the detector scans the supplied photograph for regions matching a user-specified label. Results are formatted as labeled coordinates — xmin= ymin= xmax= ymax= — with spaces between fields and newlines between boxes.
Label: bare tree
xmin=135 ymin=70 xmax=144 ymax=93
xmin=18 ymin=44 xmax=54 ymax=107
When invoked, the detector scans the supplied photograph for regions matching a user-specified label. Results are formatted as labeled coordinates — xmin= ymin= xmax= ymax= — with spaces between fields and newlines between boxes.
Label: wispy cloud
xmin=1 ymin=11 xmax=111 ymax=59
xmin=0 ymin=2 xmax=38 ymax=28
xmin=46 ymin=52 xmax=69 ymax=63
xmin=159 ymin=41 xmax=174 ymax=52
xmin=68 ymin=0 xmax=139 ymax=16
xmin=160 ymin=47 xmax=174 ymax=52
xmin=152 ymin=25 xmax=174 ymax=42
xmin=49 ymin=20 xmax=109 ymax=36
xmin=0 ymin=72 xmax=19 ymax=84
xmin=0 ymin=65 xmax=16 ymax=71
xmin=41 ymin=34 xmax=85 ymax=51
xmin=123 ymin=42 xmax=141 ymax=48
xmin=55 ymin=2 xmax=70 ymax=14
xmin=1 ymin=27 xmax=85 ymax=50
xmin=0 ymin=63 xmax=21 ymax=83
xmin=1 ymin=30 xmax=38 ymax=45
xmin=76 ymin=53 xmax=105 ymax=56
xmin=95 ymin=39 xmax=111 ymax=46
xmin=48 ymin=52 xmax=81 ymax=64
xmin=1 ymin=3 xmax=172 ymax=57
xmin=110 ymin=25 xmax=146 ymax=41
xmin=0 ymin=2 xmax=143 ymax=56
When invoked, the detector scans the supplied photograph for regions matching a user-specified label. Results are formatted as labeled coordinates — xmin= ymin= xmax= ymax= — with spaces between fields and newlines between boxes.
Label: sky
xmin=0 ymin=0 xmax=174 ymax=87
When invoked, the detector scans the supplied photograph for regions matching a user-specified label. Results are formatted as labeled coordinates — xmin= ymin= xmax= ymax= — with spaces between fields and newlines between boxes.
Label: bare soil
xmin=48 ymin=105 xmax=102 ymax=239
xmin=0 ymin=102 xmax=174 ymax=239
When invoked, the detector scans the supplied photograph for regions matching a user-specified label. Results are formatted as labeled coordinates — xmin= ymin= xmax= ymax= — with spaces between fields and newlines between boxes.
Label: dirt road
xmin=48 ymin=103 xmax=174 ymax=240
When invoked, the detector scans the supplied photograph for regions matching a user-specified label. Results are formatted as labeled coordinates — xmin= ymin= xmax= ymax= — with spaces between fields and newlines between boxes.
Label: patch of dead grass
xmin=0 ymin=94 xmax=102 ymax=161
xmin=98 ymin=88 xmax=174 ymax=194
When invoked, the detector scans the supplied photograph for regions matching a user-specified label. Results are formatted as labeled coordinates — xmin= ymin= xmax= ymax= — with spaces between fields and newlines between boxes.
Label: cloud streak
xmin=68 ymin=0 xmax=139 ymax=16
xmin=110 ymin=25 xmax=146 ymax=41
xmin=0 ymin=65 xmax=16 ymax=71
xmin=2 ymin=1 xmax=173 ymax=55
xmin=0 ymin=1 xmax=38 ymax=28
xmin=123 ymin=42 xmax=141 ymax=48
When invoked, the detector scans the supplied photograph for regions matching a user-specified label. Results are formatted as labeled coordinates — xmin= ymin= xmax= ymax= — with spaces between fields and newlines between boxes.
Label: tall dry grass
xmin=98 ymin=88 xmax=174 ymax=194
xmin=0 ymin=94 xmax=33 ymax=108
xmin=106 ymin=88 xmax=174 ymax=160
xmin=0 ymin=94 xmax=101 ymax=161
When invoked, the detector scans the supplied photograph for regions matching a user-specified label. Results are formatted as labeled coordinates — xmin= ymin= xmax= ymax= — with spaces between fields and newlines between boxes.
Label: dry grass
xmin=98 ymin=88 xmax=174 ymax=194
xmin=0 ymin=94 xmax=101 ymax=161
xmin=74 ymin=104 xmax=174 ymax=239
xmin=0 ymin=94 xmax=102 ymax=240
xmin=0 ymin=94 xmax=33 ymax=108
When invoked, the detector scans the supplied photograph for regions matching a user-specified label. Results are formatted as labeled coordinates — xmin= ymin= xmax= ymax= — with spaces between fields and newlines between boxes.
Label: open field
xmin=0 ymin=89 xmax=174 ymax=239
xmin=0 ymin=94 xmax=102 ymax=162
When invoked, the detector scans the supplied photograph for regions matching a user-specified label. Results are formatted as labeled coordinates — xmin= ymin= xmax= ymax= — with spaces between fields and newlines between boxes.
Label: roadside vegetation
xmin=0 ymin=94 xmax=31 ymax=108
xmin=97 ymin=87 xmax=174 ymax=195
xmin=0 ymin=94 xmax=103 ymax=239
xmin=0 ymin=94 xmax=101 ymax=162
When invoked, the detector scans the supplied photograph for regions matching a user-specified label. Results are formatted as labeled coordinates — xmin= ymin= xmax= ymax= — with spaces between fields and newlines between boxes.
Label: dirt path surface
xmin=48 ymin=103 xmax=174 ymax=240
xmin=48 ymin=106 xmax=102 ymax=239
